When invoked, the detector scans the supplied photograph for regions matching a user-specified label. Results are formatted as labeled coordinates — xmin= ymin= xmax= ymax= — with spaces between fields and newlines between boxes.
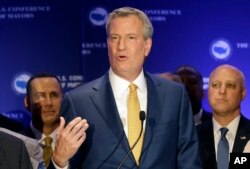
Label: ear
xmin=144 ymin=38 xmax=152 ymax=57
xmin=24 ymin=96 xmax=31 ymax=111
xmin=241 ymin=88 xmax=246 ymax=100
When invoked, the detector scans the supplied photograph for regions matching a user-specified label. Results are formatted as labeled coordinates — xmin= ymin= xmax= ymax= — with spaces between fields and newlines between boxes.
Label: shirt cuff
xmin=52 ymin=158 xmax=69 ymax=169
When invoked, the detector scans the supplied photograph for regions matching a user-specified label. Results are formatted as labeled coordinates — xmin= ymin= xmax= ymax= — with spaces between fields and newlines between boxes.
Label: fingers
xmin=59 ymin=117 xmax=89 ymax=142
xmin=57 ymin=117 xmax=65 ymax=140
xmin=63 ymin=117 xmax=83 ymax=134
xmin=70 ymin=122 xmax=88 ymax=146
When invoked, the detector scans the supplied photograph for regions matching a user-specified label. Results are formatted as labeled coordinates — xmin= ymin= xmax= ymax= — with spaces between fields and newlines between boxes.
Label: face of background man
xmin=107 ymin=15 xmax=152 ymax=82
xmin=208 ymin=66 xmax=246 ymax=119
xmin=25 ymin=77 xmax=62 ymax=130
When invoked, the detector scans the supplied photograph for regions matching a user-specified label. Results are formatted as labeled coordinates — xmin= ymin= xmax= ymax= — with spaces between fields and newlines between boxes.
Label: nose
xmin=118 ymin=37 xmax=126 ymax=50
xmin=218 ymin=85 xmax=226 ymax=94
xmin=44 ymin=96 xmax=52 ymax=105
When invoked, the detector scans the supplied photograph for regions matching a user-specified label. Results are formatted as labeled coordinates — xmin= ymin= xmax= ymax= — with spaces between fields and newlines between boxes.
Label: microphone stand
xmin=117 ymin=111 xmax=146 ymax=169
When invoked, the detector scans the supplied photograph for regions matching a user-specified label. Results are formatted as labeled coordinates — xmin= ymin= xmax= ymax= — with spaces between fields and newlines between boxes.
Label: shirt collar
xmin=109 ymin=68 xmax=147 ymax=97
xmin=30 ymin=121 xmax=58 ymax=142
xmin=213 ymin=115 xmax=240 ymax=138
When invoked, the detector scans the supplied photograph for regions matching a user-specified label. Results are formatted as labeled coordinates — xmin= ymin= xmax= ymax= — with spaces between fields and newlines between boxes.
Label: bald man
xmin=197 ymin=64 xmax=250 ymax=169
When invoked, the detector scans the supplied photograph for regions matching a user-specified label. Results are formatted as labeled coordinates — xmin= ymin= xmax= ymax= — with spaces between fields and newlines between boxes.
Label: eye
xmin=211 ymin=82 xmax=220 ymax=88
xmin=109 ymin=35 xmax=119 ymax=41
xmin=128 ymin=35 xmax=136 ymax=40
xmin=50 ymin=92 xmax=61 ymax=99
xmin=34 ymin=93 xmax=46 ymax=100
xmin=225 ymin=83 xmax=236 ymax=89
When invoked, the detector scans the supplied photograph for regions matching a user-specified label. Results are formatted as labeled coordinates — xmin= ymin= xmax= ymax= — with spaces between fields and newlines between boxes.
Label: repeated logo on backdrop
xmin=210 ymin=39 xmax=232 ymax=60
xmin=12 ymin=72 xmax=31 ymax=95
xmin=89 ymin=7 xmax=108 ymax=26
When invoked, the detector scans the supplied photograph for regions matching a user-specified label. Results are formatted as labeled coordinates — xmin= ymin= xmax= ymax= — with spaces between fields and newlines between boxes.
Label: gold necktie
xmin=128 ymin=83 xmax=143 ymax=165
xmin=43 ymin=136 xmax=53 ymax=167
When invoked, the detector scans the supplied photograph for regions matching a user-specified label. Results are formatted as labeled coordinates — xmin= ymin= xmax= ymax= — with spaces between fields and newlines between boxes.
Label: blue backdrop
xmin=81 ymin=0 xmax=250 ymax=118
xmin=0 ymin=0 xmax=84 ymax=124
xmin=1 ymin=0 xmax=250 ymax=125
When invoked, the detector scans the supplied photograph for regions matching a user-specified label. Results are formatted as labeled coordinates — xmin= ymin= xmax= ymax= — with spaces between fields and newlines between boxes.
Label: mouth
xmin=43 ymin=110 xmax=55 ymax=114
xmin=117 ymin=55 xmax=127 ymax=60
xmin=215 ymin=98 xmax=227 ymax=103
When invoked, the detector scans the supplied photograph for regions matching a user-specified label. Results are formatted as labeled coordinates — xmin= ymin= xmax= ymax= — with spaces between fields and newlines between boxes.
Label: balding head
xmin=209 ymin=64 xmax=245 ymax=90
xmin=208 ymin=64 xmax=246 ymax=125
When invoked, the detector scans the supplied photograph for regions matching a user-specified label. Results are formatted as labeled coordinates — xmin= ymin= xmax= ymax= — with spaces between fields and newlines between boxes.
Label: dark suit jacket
xmin=55 ymin=72 xmax=202 ymax=169
xmin=0 ymin=131 xmax=32 ymax=169
xmin=201 ymin=109 xmax=212 ymax=123
xmin=197 ymin=115 xmax=250 ymax=169
xmin=20 ymin=126 xmax=36 ymax=139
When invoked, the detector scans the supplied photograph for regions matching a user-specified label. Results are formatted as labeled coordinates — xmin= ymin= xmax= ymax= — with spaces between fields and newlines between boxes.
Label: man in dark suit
xmin=0 ymin=131 xmax=32 ymax=169
xmin=175 ymin=65 xmax=212 ymax=125
xmin=51 ymin=7 xmax=201 ymax=169
xmin=197 ymin=64 xmax=250 ymax=169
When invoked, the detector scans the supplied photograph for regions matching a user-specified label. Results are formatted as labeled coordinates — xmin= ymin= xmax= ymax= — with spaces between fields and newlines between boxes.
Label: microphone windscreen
xmin=140 ymin=111 xmax=146 ymax=121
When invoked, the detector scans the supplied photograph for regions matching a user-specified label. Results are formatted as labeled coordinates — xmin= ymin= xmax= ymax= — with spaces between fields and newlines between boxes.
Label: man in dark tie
xmin=197 ymin=64 xmax=250 ymax=169
xmin=21 ymin=73 xmax=63 ymax=168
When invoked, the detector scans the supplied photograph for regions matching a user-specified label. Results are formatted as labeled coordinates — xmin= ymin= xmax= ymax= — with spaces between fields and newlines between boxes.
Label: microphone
xmin=117 ymin=111 xmax=146 ymax=169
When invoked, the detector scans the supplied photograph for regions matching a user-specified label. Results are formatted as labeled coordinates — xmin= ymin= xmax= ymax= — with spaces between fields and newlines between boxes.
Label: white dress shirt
xmin=243 ymin=140 xmax=250 ymax=152
xmin=109 ymin=68 xmax=147 ymax=136
xmin=213 ymin=115 xmax=240 ymax=160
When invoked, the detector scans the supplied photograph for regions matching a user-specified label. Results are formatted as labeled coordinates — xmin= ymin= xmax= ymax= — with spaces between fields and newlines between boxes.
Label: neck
xmin=42 ymin=124 xmax=58 ymax=136
xmin=213 ymin=111 xmax=240 ymax=127
xmin=34 ymin=122 xmax=59 ymax=136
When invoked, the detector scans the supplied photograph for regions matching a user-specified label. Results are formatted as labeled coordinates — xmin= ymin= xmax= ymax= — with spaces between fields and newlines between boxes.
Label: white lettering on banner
xmin=57 ymin=75 xmax=84 ymax=90
xmin=237 ymin=43 xmax=249 ymax=49
xmin=0 ymin=5 xmax=51 ymax=20
xmin=144 ymin=9 xmax=182 ymax=15
xmin=143 ymin=9 xmax=182 ymax=22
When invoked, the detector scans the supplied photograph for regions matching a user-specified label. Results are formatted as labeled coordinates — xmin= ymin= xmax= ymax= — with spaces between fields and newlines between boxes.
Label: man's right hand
xmin=52 ymin=117 xmax=89 ymax=168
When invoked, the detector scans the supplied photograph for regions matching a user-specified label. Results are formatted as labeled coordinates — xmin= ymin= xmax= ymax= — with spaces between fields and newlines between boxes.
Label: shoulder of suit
xmin=67 ymin=74 xmax=108 ymax=94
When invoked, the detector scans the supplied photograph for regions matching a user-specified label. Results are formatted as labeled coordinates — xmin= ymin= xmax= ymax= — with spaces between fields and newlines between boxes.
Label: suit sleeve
xmin=177 ymin=87 xmax=202 ymax=169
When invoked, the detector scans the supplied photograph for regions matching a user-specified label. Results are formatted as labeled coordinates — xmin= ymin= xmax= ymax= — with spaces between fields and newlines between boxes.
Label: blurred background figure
xmin=21 ymin=73 xmax=63 ymax=168
xmin=175 ymin=65 xmax=212 ymax=125
xmin=158 ymin=72 xmax=183 ymax=84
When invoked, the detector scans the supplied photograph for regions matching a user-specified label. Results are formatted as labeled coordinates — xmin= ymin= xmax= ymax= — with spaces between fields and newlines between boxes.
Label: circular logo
xmin=210 ymin=39 xmax=232 ymax=60
xmin=89 ymin=7 xmax=108 ymax=26
xmin=12 ymin=72 xmax=31 ymax=95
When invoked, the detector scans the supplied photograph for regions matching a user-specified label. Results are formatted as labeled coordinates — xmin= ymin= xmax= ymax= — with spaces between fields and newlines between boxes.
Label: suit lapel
xmin=233 ymin=115 xmax=250 ymax=152
xmin=198 ymin=120 xmax=217 ymax=168
xmin=139 ymin=73 xmax=163 ymax=165
xmin=89 ymin=73 xmax=131 ymax=154
xmin=204 ymin=121 xmax=216 ymax=164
